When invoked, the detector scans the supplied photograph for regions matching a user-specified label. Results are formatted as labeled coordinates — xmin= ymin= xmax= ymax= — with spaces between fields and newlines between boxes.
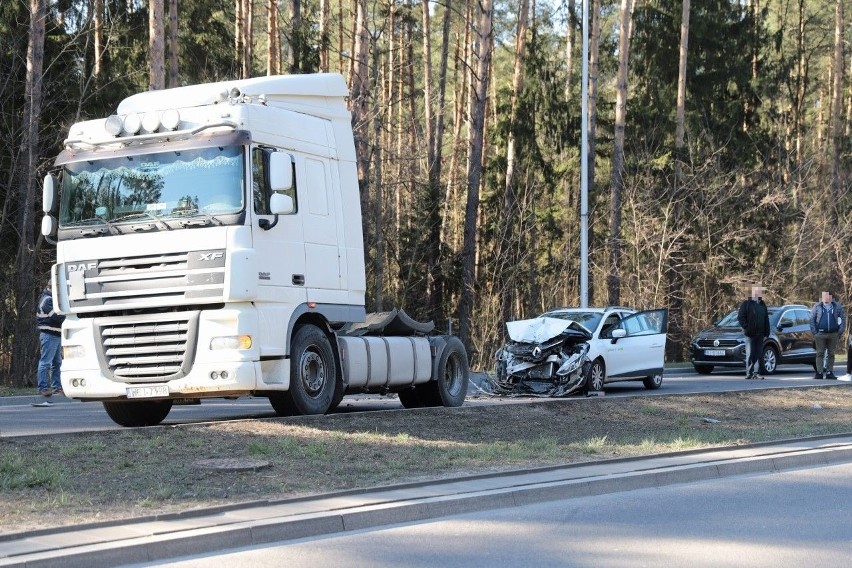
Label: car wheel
xmin=693 ymin=364 xmax=714 ymax=374
xmin=586 ymin=359 xmax=606 ymax=392
xmin=761 ymin=345 xmax=779 ymax=375
xmin=643 ymin=373 xmax=663 ymax=390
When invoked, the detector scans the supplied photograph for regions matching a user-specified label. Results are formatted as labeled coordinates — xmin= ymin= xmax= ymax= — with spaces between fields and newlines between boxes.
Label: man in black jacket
xmin=737 ymin=285 xmax=770 ymax=380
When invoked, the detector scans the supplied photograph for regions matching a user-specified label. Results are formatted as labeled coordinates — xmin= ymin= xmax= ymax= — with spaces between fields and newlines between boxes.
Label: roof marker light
xmin=105 ymin=115 xmax=123 ymax=136
xmin=161 ymin=109 xmax=180 ymax=130
xmin=141 ymin=111 xmax=160 ymax=133
xmin=123 ymin=113 xmax=142 ymax=134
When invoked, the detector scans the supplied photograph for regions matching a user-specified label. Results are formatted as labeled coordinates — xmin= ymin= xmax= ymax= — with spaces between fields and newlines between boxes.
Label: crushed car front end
xmin=493 ymin=317 xmax=592 ymax=396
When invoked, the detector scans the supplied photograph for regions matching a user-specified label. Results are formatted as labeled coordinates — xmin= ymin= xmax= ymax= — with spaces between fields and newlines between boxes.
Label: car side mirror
xmin=611 ymin=328 xmax=626 ymax=343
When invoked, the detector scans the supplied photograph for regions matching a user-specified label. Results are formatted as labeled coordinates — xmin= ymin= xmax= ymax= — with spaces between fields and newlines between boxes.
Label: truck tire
xmin=102 ymin=400 xmax=173 ymax=427
xmin=397 ymin=387 xmax=426 ymax=408
xmin=421 ymin=336 xmax=469 ymax=407
xmin=282 ymin=324 xmax=338 ymax=415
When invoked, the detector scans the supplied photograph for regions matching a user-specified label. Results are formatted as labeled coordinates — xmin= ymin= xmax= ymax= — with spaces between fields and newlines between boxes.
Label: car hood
xmin=693 ymin=326 xmax=743 ymax=340
xmin=505 ymin=317 xmax=593 ymax=343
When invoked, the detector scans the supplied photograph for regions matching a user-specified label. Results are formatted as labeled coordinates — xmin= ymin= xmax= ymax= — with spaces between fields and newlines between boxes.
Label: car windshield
xmin=59 ymin=145 xmax=244 ymax=228
xmin=717 ymin=306 xmax=782 ymax=327
xmin=542 ymin=311 xmax=603 ymax=332
xmin=716 ymin=311 xmax=739 ymax=327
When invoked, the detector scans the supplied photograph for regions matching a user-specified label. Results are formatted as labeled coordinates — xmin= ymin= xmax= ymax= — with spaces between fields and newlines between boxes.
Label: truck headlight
xmin=63 ymin=345 xmax=86 ymax=359
xmin=210 ymin=335 xmax=252 ymax=350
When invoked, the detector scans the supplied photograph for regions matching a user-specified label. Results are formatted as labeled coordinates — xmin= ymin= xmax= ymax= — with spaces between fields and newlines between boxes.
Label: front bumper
xmin=689 ymin=343 xmax=747 ymax=367
xmin=59 ymin=304 xmax=283 ymax=400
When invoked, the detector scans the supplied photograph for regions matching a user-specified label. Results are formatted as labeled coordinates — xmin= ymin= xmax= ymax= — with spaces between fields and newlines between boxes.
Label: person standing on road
xmin=36 ymin=284 xmax=65 ymax=398
xmin=738 ymin=285 xmax=770 ymax=380
xmin=809 ymin=291 xmax=845 ymax=380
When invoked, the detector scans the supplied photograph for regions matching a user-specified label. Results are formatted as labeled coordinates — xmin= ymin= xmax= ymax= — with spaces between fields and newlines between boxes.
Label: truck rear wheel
xmin=276 ymin=324 xmax=338 ymax=416
xmin=422 ymin=336 xmax=469 ymax=407
xmin=102 ymin=400 xmax=173 ymax=427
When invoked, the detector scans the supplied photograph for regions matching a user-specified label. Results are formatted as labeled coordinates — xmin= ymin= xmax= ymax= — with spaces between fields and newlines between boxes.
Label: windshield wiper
xmin=170 ymin=208 xmax=224 ymax=227
xmin=113 ymin=211 xmax=171 ymax=231
xmin=72 ymin=216 xmax=121 ymax=236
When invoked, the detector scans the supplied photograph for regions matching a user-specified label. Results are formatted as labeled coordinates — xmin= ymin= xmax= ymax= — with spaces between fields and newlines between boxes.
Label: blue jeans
xmin=37 ymin=332 xmax=62 ymax=391
xmin=744 ymin=335 xmax=764 ymax=376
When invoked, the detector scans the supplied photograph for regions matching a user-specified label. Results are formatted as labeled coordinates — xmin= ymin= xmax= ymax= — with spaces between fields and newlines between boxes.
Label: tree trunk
xmin=459 ymin=0 xmax=493 ymax=354
xmin=608 ymin=0 xmax=634 ymax=306
xmin=828 ymin=0 xmax=843 ymax=286
xmin=267 ymin=0 xmax=279 ymax=75
xmin=149 ymin=0 xmax=165 ymax=90
xmin=242 ymin=0 xmax=253 ymax=78
xmin=793 ymin=0 xmax=806 ymax=207
xmin=586 ymin=0 xmax=601 ymax=305
xmin=319 ymin=0 xmax=330 ymax=72
xmin=499 ymin=0 xmax=529 ymax=331
xmin=565 ymin=0 xmax=576 ymax=94
xmin=288 ymin=0 xmax=301 ymax=73
xmin=235 ymin=0 xmax=243 ymax=67
xmin=11 ymin=0 xmax=46 ymax=386
xmin=167 ymin=0 xmax=179 ymax=87
xmin=93 ymin=0 xmax=104 ymax=79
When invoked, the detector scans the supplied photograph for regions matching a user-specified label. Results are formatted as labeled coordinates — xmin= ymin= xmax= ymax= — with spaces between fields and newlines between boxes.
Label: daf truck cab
xmin=41 ymin=74 xmax=468 ymax=427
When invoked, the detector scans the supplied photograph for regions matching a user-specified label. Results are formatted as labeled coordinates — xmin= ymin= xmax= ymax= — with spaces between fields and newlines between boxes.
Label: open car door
xmin=604 ymin=309 xmax=668 ymax=378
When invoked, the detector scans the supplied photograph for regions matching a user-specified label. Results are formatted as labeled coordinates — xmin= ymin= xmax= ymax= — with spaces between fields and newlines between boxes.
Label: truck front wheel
xmin=422 ymin=336 xmax=469 ymax=407
xmin=102 ymin=400 xmax=173 ymax=427
xmin=277 ymin=324 xmax=338 ymax=415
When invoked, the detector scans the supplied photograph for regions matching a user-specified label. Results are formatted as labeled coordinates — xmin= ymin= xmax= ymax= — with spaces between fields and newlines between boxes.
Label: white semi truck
xmin=40 ymin=73 xmax=468 ymax=427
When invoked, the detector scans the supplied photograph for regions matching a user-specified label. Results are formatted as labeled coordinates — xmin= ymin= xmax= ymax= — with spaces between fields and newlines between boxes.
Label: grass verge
xmin=2 ymin=386 xmax=852 ymax=535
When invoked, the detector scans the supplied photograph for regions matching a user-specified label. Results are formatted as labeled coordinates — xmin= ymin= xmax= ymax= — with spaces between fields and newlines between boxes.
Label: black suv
xmin=689 ymin=304 xmax=815 ymax=374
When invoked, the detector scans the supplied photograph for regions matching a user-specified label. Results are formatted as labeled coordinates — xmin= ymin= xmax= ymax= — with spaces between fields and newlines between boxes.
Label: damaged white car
xmin=494 ymin=307 xmax=668 ymax=396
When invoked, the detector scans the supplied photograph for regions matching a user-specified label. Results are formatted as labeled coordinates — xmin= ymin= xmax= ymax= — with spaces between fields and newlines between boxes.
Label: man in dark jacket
xmin=809 ymin=291 xmax=845 ymax=380
xmin=36 ymin=286 xmax=65 ymax=397
xmin=737 ymin=285 xmax=770 ymax=380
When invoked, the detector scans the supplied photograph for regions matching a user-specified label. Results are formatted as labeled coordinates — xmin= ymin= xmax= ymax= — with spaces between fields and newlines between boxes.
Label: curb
xmin=3 ymin=436 xmax=852 ymax=567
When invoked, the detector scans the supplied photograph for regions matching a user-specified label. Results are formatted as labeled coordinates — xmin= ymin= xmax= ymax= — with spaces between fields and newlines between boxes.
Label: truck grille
xmin=97 ymin=312 xmax=199 ymax=382
xmin=65 ymin=250 xmax=226 ymax=310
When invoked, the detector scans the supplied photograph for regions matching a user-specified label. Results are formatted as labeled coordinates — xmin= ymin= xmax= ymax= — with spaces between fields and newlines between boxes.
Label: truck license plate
xmin=704 ymin=349 xmax=726 ymax=357
xmin=126 ymin=385 xmax=169 ymax=399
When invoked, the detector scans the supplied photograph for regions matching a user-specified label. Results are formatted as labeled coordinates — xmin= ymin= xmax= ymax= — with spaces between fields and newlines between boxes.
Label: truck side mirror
xmin=270 ymin=193 xmax=294 ymax=215
xmin=41 ymin=215 xmax=57 ymax=237
xmin=259 ymin=193 xmax=294 ymax=231
xmin=43 ymin=173 xmax=58 ymax=213
xmin=269 ymin=152 xmax=293 ymax=192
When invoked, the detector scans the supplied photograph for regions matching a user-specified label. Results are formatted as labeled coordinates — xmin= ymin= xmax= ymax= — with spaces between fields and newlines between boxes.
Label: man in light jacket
xmin=809 ymin=291 xmax=845 ymax=380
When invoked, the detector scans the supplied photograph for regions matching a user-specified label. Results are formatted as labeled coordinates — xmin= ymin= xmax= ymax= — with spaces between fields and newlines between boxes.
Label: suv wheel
xmin=761 ymin=345 xmax=779 ymax=375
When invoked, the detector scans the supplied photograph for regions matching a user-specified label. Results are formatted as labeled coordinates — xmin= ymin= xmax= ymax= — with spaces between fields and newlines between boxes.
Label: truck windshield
xmin=59 ymin=145 xmax=244 ymax=228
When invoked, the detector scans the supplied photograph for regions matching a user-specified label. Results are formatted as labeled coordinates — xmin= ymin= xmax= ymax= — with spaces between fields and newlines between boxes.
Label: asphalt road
xmin=1 ymin=363 xmax=846 ymax=438
xmin=137 ymin=460 xmax=852 ymax=567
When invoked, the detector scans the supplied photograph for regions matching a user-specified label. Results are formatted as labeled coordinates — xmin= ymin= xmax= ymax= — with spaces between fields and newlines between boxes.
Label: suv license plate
xmin=126 ymin=385 xmax=169 ymax=399
xmin=704 ymin=349 xmax=726 ymax=357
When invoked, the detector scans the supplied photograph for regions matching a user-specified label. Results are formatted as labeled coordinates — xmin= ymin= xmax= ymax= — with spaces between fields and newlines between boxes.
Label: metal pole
xmin=579 ymin=0 xmax=589 ymax=308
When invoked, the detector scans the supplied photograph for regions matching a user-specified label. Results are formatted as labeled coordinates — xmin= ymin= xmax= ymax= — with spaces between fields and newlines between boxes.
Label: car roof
xmin=545 ymin=306 xmax=636 ymax=314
